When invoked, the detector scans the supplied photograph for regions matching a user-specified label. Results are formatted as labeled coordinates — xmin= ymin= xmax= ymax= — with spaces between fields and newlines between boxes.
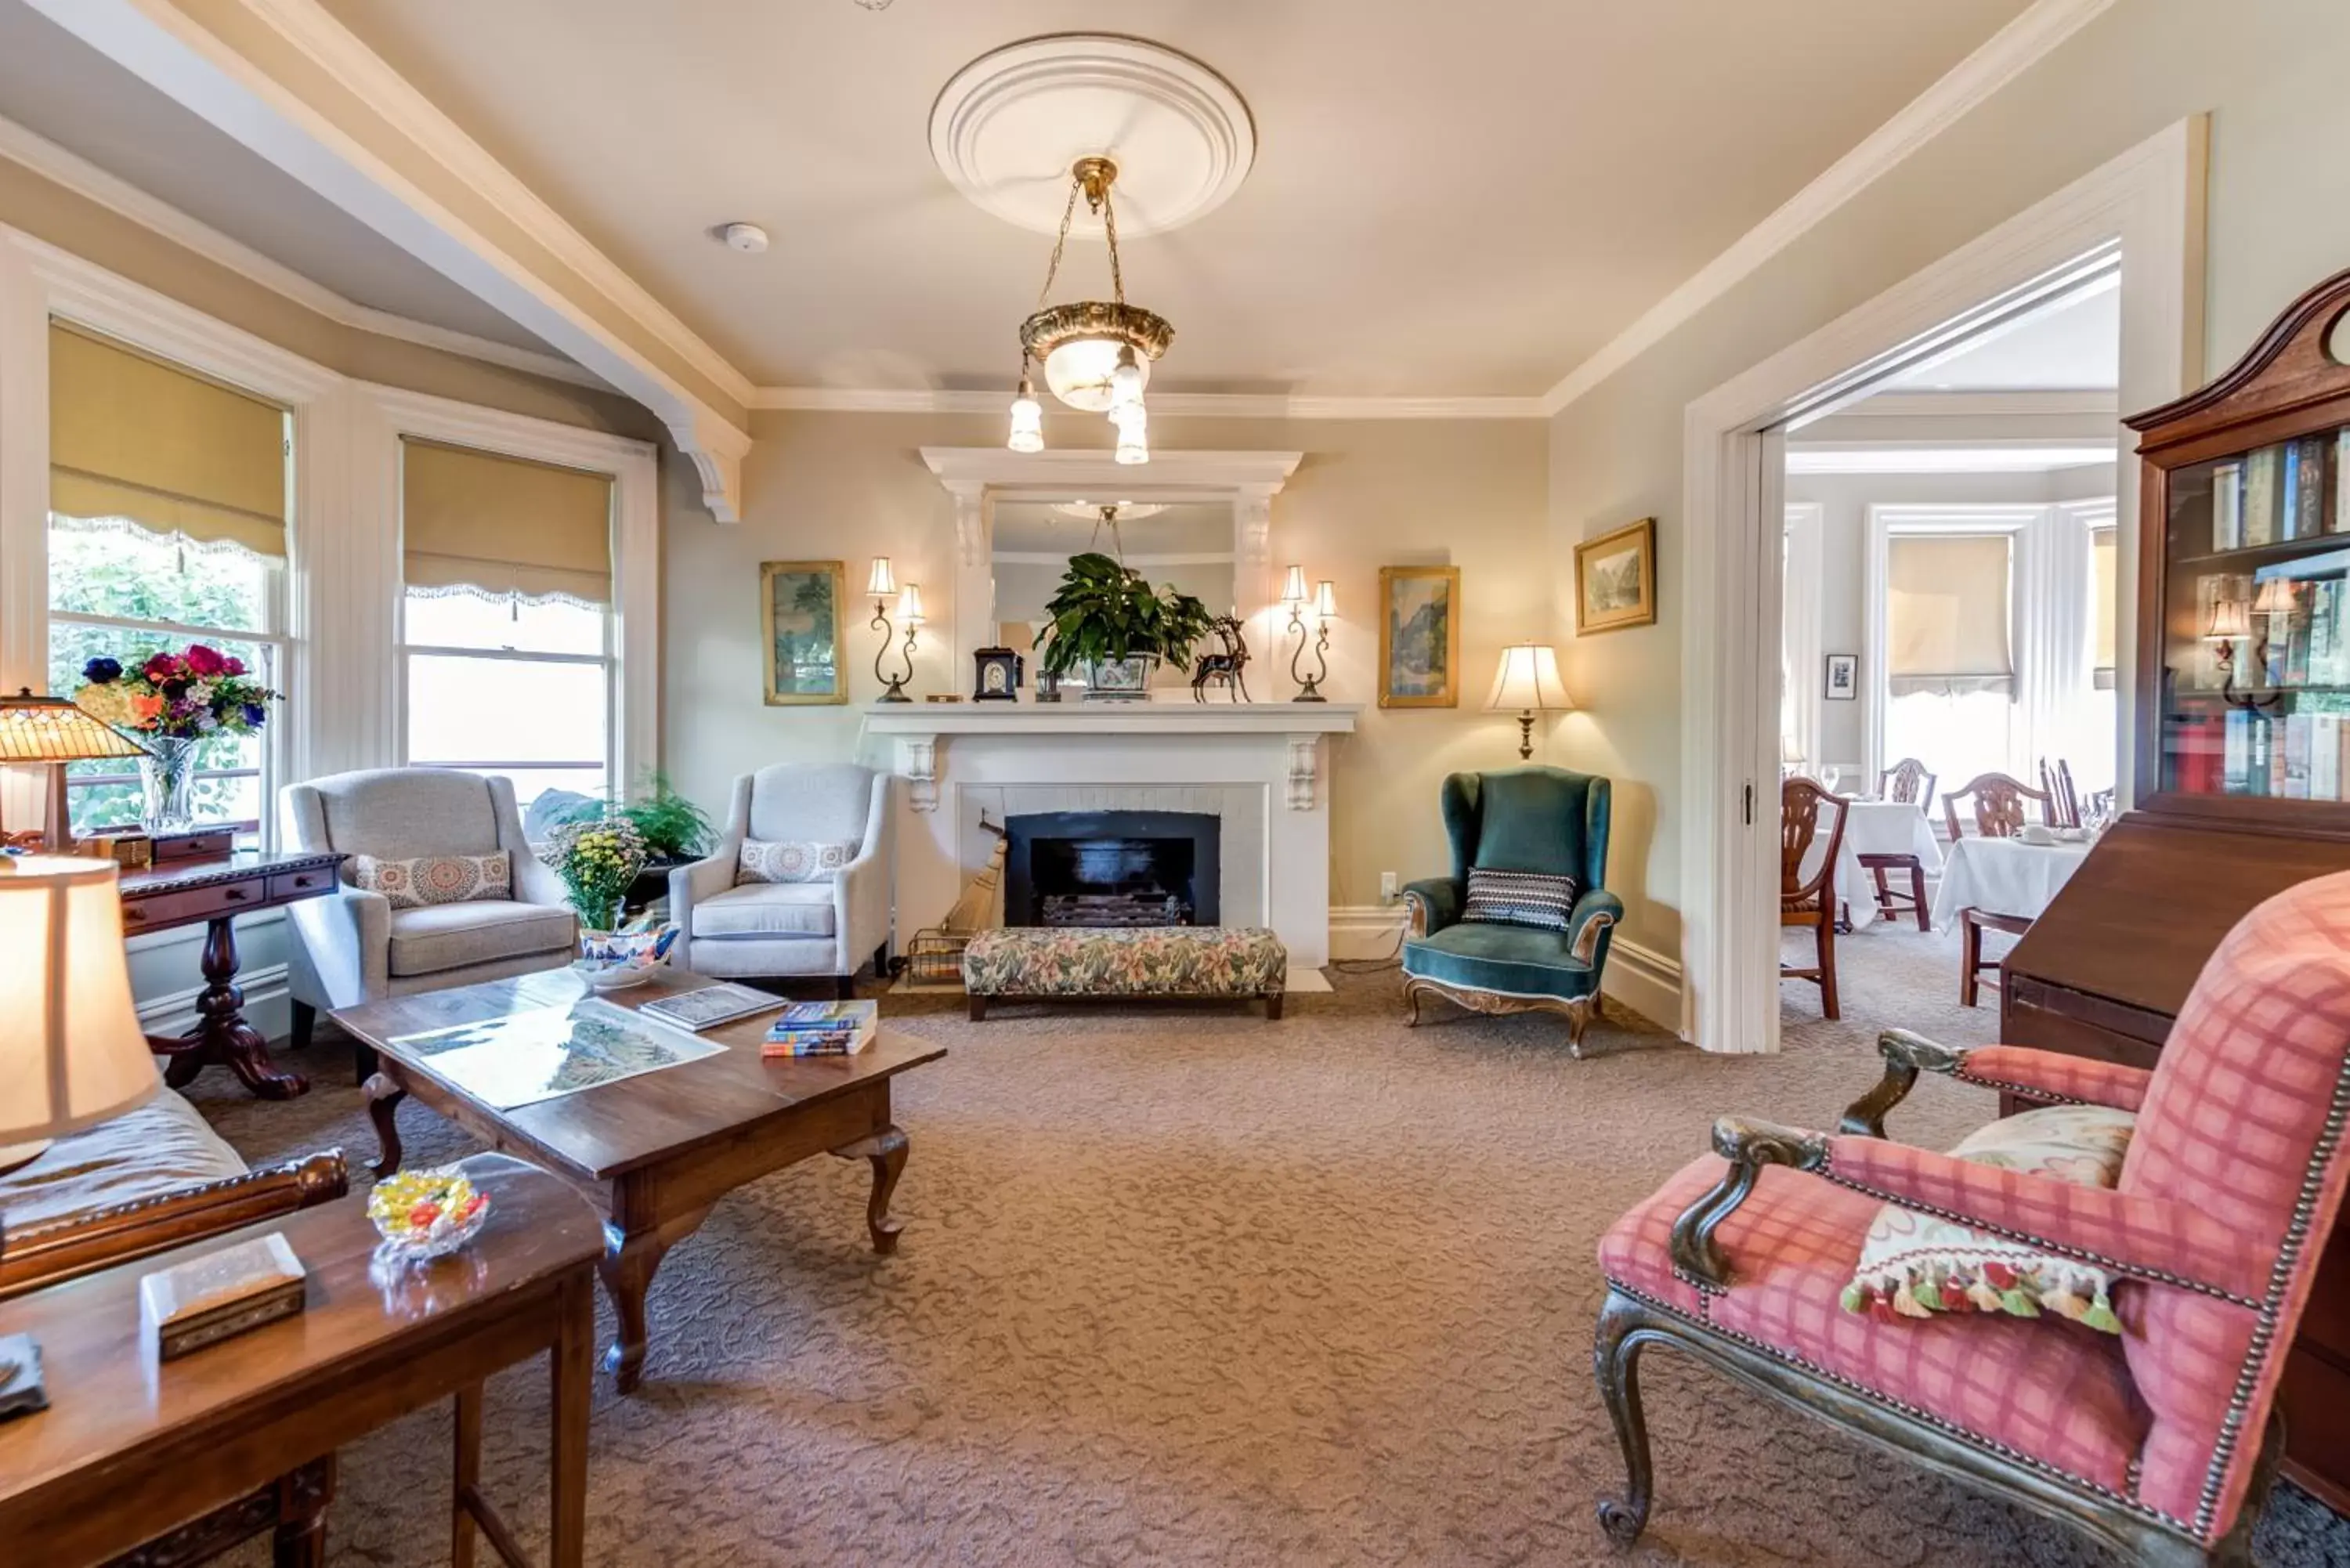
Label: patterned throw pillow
xmin=736 ymin=838 xmax=859 ymax=885
xmin=352 ymin=851 xmax=511 ymax=911
xmin=1842 ymin=1104 xmax=2135 ymax=1333
xmin=1461 ymin=866 xmax=1578 ymax=932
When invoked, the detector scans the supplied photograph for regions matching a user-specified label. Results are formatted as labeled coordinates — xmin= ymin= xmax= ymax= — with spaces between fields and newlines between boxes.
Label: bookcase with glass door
xmin=2131 ymin=265 xmax=2350 ymax=837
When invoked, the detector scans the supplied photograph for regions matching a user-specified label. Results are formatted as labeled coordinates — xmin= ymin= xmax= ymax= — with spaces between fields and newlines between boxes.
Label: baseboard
xmin=1329 ymin=903 xmax=1408 ymax=962
xmin=137 ymin=962 xmax=292 ymax=1043
xmin=1600 ymin=938 xmax=1683 ymax=1038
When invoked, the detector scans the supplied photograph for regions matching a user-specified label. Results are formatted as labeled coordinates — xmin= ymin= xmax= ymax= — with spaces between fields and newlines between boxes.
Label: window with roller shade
xmin=1882 ymin=532 xmax=2016 ymax=793
xmin=45 ymin=323 xmax=289 ymax=835
xmin=398 ymin=439 xmax=616 ymax=816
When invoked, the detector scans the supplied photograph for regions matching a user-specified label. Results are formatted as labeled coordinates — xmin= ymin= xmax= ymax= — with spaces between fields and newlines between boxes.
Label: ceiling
xmin=0 ymin=2 xmax=555 ymax=353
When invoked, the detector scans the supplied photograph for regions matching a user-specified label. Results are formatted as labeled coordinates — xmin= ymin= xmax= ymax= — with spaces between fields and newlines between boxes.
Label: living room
xmin=5 ymin=2 xmax=2350 ymax=1565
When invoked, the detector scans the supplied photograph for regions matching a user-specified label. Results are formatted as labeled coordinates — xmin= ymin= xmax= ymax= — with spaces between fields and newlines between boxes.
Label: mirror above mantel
xmin=990 ymin=500 xmax=1238 ymax=691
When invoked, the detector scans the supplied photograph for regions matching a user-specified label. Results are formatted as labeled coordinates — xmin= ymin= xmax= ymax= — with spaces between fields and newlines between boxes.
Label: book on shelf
xmin=2315 ymin=713 xmax=2344 ymax=800
xmin=2295 ymin=435 xmax=2330 ymax=540
xmin=2170 ymin=712 xmax=2226 ymax=794
xmin=638 ymin=982 xmax=786 ymax=1032
xmin=762 ymin=999 xmax=878 ymax=1057
xmin=2283 ymin=714 xmax=2313 ymax=799
xmin=2286 ymin=591 xmax=2314 ymax=686
xmin=2213 ymin=458 xmax=2245 ymax=551
xmin=2336 ymin=430 xmax=2350 ymax=532
xmin=2245 ymin=446 xmax=2283 ymax=546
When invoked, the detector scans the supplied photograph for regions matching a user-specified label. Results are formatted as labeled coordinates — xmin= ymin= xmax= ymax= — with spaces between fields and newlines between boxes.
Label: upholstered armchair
xmin=1399 ymin=766 xmax=1620 ymax=1050
xmin=281 ymin=769 xmax=577 ymax=1072
xmin=1592 ymin=870 xmax=2350 ymax=1566
xmin=669 ymin=762 xmax=892 ymax=995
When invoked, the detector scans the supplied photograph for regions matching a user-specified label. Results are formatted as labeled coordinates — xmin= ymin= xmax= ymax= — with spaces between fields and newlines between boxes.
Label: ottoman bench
xmin=962 ymin=925 xmax=1287 ymax=1021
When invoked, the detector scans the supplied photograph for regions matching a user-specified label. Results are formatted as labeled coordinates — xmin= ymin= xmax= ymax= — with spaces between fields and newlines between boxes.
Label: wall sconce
xmin=1282 ymin=566 xmax=1333 ymax=703
xmin=869 ymin=558 xmax=920 ymax=703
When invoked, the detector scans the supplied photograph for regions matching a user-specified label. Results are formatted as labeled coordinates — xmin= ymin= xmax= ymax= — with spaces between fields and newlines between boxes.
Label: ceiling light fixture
xmin=1008 ymin=156 xmax=1172 ymax=464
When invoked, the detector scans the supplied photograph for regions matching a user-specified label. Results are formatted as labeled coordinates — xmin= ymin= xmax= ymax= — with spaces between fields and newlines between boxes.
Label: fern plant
xmin=1035 ymin=551 xmax=1217 ymax=678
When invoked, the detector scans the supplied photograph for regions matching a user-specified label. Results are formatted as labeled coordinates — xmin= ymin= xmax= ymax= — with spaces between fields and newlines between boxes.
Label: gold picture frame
xmin=1377 ymin=565 xmax=1462 ymax=708
xmin=1573 ymin=518 xmax=1657 ymax=635
xmin=760 ymin=560 xmax=849 ymax=706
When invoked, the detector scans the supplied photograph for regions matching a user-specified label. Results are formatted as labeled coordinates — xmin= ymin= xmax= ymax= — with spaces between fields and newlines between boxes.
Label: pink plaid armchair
xmin=1593 ymin=870 xmax=2350 ymax=1566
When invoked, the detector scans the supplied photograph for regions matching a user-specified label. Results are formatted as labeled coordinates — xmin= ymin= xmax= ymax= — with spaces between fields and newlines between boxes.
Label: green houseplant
xmin=1035 ymin=552 xmax=1216 ymax=696
xmin=617 ymin=772 xmax=715 ymax=863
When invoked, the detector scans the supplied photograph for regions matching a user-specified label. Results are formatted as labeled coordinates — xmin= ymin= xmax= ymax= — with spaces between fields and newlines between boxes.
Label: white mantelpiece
xmin=867 ymin=700 xmax=1360 ymax=966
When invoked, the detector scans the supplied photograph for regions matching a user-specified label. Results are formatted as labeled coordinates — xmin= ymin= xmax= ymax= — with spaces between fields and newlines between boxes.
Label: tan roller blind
xmin=401 ymin=439 xmax=613 ymax=605
xmin=2091 ymin=528 xmax=2118 ymax=691
xmin=1887 ymin=533 xmax=2012 ymax=695
xmin=49 ymin=323 xmax=287 ymax=558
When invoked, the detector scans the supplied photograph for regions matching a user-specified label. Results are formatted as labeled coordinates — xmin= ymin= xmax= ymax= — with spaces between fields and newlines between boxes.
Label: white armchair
xmin=669 ymin=763 xmax=892 ymax=995
xmin=280 ymin=769 xmax=577 ymax=1074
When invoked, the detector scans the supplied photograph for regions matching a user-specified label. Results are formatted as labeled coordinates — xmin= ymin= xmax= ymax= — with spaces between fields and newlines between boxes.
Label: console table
xmin=122 ymin=845 xmax=345 ymax=1100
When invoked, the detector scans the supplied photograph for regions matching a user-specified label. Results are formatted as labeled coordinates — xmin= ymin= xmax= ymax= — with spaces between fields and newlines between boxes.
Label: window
xmin=1884 ymin=531 xmax=2016 ymax=789
xmin=2081 ymin=525 xmax=2120 ymax=793
xmin=399 ymin=439 xmax=615 ymax=818
xmin=45 ymin=324 xmax=289 ymax=836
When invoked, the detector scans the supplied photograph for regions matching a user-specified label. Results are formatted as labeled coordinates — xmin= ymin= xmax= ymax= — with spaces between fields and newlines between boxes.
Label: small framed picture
xmin=761 ymin=561 xmax=848 ymax=706
xmin=1377 ymin=565 xmax=1462 ymax=708
xmin=1824 ymin=652 xmax=1858 ymax=701
xmin=1573 ymin=518 xmax=1657 ymax=634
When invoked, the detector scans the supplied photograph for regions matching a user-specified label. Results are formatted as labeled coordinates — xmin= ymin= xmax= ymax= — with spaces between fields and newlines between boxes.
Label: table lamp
xmin=0 ymin=854 xmax=159 ymax=1417
xmin=1484 ymin=642 xmax=1573 ymax=760
xmin=0 ymin=689 xmax=146 ymax=851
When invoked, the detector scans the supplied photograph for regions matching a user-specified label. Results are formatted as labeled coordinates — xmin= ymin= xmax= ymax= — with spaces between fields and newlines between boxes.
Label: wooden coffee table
xmin=335 ymin=969 xmax=945 ymax=1393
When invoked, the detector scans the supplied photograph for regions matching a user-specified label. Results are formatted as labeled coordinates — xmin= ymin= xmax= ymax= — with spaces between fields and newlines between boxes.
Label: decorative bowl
xmin=367 ymin=1165 xmax=490 ymax=1261
xmin=573 ymin=924 xmax=675 ymax=992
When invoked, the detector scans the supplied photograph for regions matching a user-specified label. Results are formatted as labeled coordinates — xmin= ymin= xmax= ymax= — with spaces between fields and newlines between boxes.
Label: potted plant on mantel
xmin=1035 ymin=551 xmax=1216 ymax=700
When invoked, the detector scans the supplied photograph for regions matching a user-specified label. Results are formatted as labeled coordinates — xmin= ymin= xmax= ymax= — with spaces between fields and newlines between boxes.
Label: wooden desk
xmin=0 ymin=1153 xmax=602 ymax=1568
xmin=337 ymin=967 xmax=947 ymax=1393
xmin=122 ymin=848 xmax=345 ymax=1100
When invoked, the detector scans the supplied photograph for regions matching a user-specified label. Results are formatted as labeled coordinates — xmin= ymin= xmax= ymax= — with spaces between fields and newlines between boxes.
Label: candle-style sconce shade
xmin=897 ymin=583 xmax=926 ymax=626
xmin=2204 ymin=598 xmax=2251 ymax=641
xmin=867 ymin=557 xmax=898 ymax=598
xmin=1313 ymin=580 xmax=1336 ymax=620
xmin=1281 ymin=564 xmax=1308 ymax=604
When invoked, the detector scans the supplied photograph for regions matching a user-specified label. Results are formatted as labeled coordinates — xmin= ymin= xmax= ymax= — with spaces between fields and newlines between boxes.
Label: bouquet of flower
xmin=74 ymin=645 xmax=280 ymax=740
xmin=540 ymin=814 xmax=646 ymax=932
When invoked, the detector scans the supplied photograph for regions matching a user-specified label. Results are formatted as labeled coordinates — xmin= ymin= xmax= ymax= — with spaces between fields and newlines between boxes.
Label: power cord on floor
xmin=1330 ymin=910 xmax=1407 ymax=973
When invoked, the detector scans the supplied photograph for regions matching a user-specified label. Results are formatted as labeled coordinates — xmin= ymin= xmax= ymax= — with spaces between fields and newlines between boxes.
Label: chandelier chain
xmin=1032 ymin=165 xmax=1126 ymax=307
xmin=1036 ymin=176 xmax=1082 ymax=309
xmin=1101 ymin=188 xmax=1124 ymax=305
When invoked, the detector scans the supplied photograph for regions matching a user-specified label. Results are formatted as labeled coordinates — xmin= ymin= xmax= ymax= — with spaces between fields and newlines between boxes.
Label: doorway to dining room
xmin=1777 ymin=264 xmax=2122 ymax=1042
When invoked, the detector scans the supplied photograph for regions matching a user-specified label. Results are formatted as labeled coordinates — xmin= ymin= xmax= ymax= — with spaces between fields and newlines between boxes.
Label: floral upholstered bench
xmin=961 ymin=926 xmax=1287 ymax=1021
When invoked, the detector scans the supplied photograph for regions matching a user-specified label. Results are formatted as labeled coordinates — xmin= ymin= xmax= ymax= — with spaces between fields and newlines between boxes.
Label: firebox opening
xmin=1003 ymin=810 xmax=1221 ymax=928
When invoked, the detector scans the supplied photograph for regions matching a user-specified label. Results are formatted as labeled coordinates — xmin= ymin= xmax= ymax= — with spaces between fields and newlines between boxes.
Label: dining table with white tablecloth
xmin=1796 ymin=798 xmax=1944 ymax=930
xmin=1928 ymin=835 xmax=2093 ymax=930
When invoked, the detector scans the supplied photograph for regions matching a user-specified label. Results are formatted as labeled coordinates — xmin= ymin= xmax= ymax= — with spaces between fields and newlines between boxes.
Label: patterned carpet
xmin=178 ymin=937 xmax=2350 ymax=1567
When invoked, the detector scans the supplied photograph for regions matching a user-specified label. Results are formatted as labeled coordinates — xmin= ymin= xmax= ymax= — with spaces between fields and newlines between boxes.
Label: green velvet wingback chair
xmin=1401 ymin=766 xmax=1620 ymax=1050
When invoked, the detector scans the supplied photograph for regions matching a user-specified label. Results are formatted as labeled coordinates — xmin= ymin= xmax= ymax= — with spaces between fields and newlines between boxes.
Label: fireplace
xmin=1003 ymin=810 xmax=1221 ymax=928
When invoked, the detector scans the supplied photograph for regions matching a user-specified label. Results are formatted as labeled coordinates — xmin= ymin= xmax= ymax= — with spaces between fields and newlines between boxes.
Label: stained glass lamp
xmin=0 ymin=690 xmax=145 ymax=851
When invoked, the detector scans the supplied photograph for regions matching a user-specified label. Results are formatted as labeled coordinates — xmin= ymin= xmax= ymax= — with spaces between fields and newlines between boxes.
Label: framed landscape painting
xmin=761 ymin=560 xmax=848 ymax=706
xmin=1377 ymin=565 xmax=1462 ymax=709
xmin=1574 ymin=518 xmax=1657 ymax=634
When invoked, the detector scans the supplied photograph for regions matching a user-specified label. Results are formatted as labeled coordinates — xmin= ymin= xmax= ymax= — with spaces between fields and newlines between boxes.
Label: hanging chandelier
xmin=1007 ymin=156 xmax=1171 ymax=465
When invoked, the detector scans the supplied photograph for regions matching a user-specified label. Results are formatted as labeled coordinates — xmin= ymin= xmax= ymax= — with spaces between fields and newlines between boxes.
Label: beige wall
xmin=1546 ymin=0 xmax=2350 ymax=965
xmin=661 ymin=410 xmax=1552 ymax=919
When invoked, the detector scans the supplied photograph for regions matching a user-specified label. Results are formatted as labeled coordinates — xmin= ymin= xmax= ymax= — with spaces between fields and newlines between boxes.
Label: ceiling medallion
xmin=1007 ymin=156 xmax=1166 ymax=464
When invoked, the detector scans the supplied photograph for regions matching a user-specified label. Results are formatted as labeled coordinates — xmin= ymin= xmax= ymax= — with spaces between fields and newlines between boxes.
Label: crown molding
xmin=1538 ymin=0 xmax=2118 ymax=417
xmin=0 ymin=109 xmax=607 ymax=392
xmin=754 ymin=385 xmax=1546 ymax=420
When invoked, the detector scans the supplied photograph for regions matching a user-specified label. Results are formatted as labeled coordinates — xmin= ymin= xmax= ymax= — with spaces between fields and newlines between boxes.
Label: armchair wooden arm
xmin=1839 ymin=1030 xmax=2157 ymax=1137
xmin=1668 ymin=1117 xmax=1830 ymax=1289
xmin=0 ymin=1150 xmax=349 ymax=1301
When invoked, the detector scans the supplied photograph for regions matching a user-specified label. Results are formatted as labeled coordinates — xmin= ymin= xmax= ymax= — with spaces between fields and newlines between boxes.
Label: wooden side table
xmin=121 ymin=846 xmax=345 ymax=1100
xmin=0 ymin=1153 xmax=603 ymax=1568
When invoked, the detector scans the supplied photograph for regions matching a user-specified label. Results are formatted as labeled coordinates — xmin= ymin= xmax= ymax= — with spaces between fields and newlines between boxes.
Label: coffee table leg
xmin=550 ymin=1272 xmax=593 ymax=1567
xmin=364 ymin=1072 xmax=408 ymax=1179
xmin=832 ymin=1125 xmax=909 ymax=1255
xmin=452 ymin=1382 xmax=482 ymax=1568
xmin=596 ymin=1203 xmax=710 ymax=1393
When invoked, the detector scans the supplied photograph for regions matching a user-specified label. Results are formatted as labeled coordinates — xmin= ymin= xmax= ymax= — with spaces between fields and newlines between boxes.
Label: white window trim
xmin=367 ymin=384 xmax=659 ymax=797
xmin=1781 ymin=503 xmax=1824 ymax=775
xmin=1864 ymin=504 xmax=2037 ymax=782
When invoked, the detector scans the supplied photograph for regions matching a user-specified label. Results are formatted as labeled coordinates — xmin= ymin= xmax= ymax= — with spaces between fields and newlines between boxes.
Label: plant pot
xmin=1082 ymin=656 xmax=1155 ymax=699
xmin=138 ymin=736 xmax=200 ymax=833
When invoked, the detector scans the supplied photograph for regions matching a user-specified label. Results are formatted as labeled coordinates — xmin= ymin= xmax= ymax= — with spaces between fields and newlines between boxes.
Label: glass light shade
xmin=1109 ymin=346 xmax=1144 ymax=413
xmin=866 ymin=556 xmax=897 ymax=597
xmin=1007 ymin=387 xmax=1044 ymax=453
xmin=1043 ymin=336 xmax=1146 ymax=413
xmin=896 ymin=583 xmax=926 ymax=626
xmin=1314 ymin=580 xmax=1336 ymax=620
xmin=0 ymin=855 xmax=157 ymax=1143
xmin=0 ymin=689 xmax=145 ymax=762
xmin=2204 ymin=598 xmax=2251 ymax=641
xmin=1483 ymin=642 xmax=1574 ymax=714
xmin=1115 ymin=425 xmax=1149 ymax=465
xmin=1281 ymin=565 xmax=1308 ymax=604
xmin=2253 ymin=577 xmax=2298 ymax=616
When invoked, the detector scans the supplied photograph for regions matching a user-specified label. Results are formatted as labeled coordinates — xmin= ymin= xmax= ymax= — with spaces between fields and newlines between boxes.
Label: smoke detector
xmin=718 ymin=222 xmax=769 ymax=255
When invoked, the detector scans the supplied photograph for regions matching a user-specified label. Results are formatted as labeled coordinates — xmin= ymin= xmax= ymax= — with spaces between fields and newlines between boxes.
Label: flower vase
xmin=138 ymin=736 xmax=200 ymax=833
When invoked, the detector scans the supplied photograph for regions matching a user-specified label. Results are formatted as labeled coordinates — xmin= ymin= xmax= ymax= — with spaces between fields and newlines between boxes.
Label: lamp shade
xmin=2253 ymin=576 xmax=2298 ymax=616
xmin=0 ymin=855 xmax=157 ymax=1143
xmin=1314 ymin=580 xmax=1336 ymax=620
xmin=0 ymin=688 xmax=146 ymax=762
xmin=867 ymin=556 xmax=897 ymax=597
xmin=1281 ymin=565 xmax=1308 ymax=604
xmin=2204 ymin=598 xmax=2251 ymax=641
xmin=896 ymin=583 xmax=926 ymax=626
xmin=1484 ymin=643 xmax=1573 ymax=714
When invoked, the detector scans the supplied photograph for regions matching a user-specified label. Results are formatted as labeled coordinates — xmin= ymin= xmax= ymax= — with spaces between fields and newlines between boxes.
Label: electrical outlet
xmin=1379 ymin=871 xmax=1398 ymax=902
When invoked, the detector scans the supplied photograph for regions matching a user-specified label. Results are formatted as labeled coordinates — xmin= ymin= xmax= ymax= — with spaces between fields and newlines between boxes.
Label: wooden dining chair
xmin=1779 ymin=777 xmax=1849 ymax=1020
xmin=1941 ymin=771 xmax=2052 ymax=1006
xmin=1859 ymin=757 xmax=1937 ymax=931
xmin=2037 ymin=757 xmax=2082 ymax=828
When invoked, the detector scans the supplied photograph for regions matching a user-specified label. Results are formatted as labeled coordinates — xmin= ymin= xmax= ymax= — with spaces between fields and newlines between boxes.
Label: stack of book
xmin=763 ymin=999 xmax=878 ymax=1057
